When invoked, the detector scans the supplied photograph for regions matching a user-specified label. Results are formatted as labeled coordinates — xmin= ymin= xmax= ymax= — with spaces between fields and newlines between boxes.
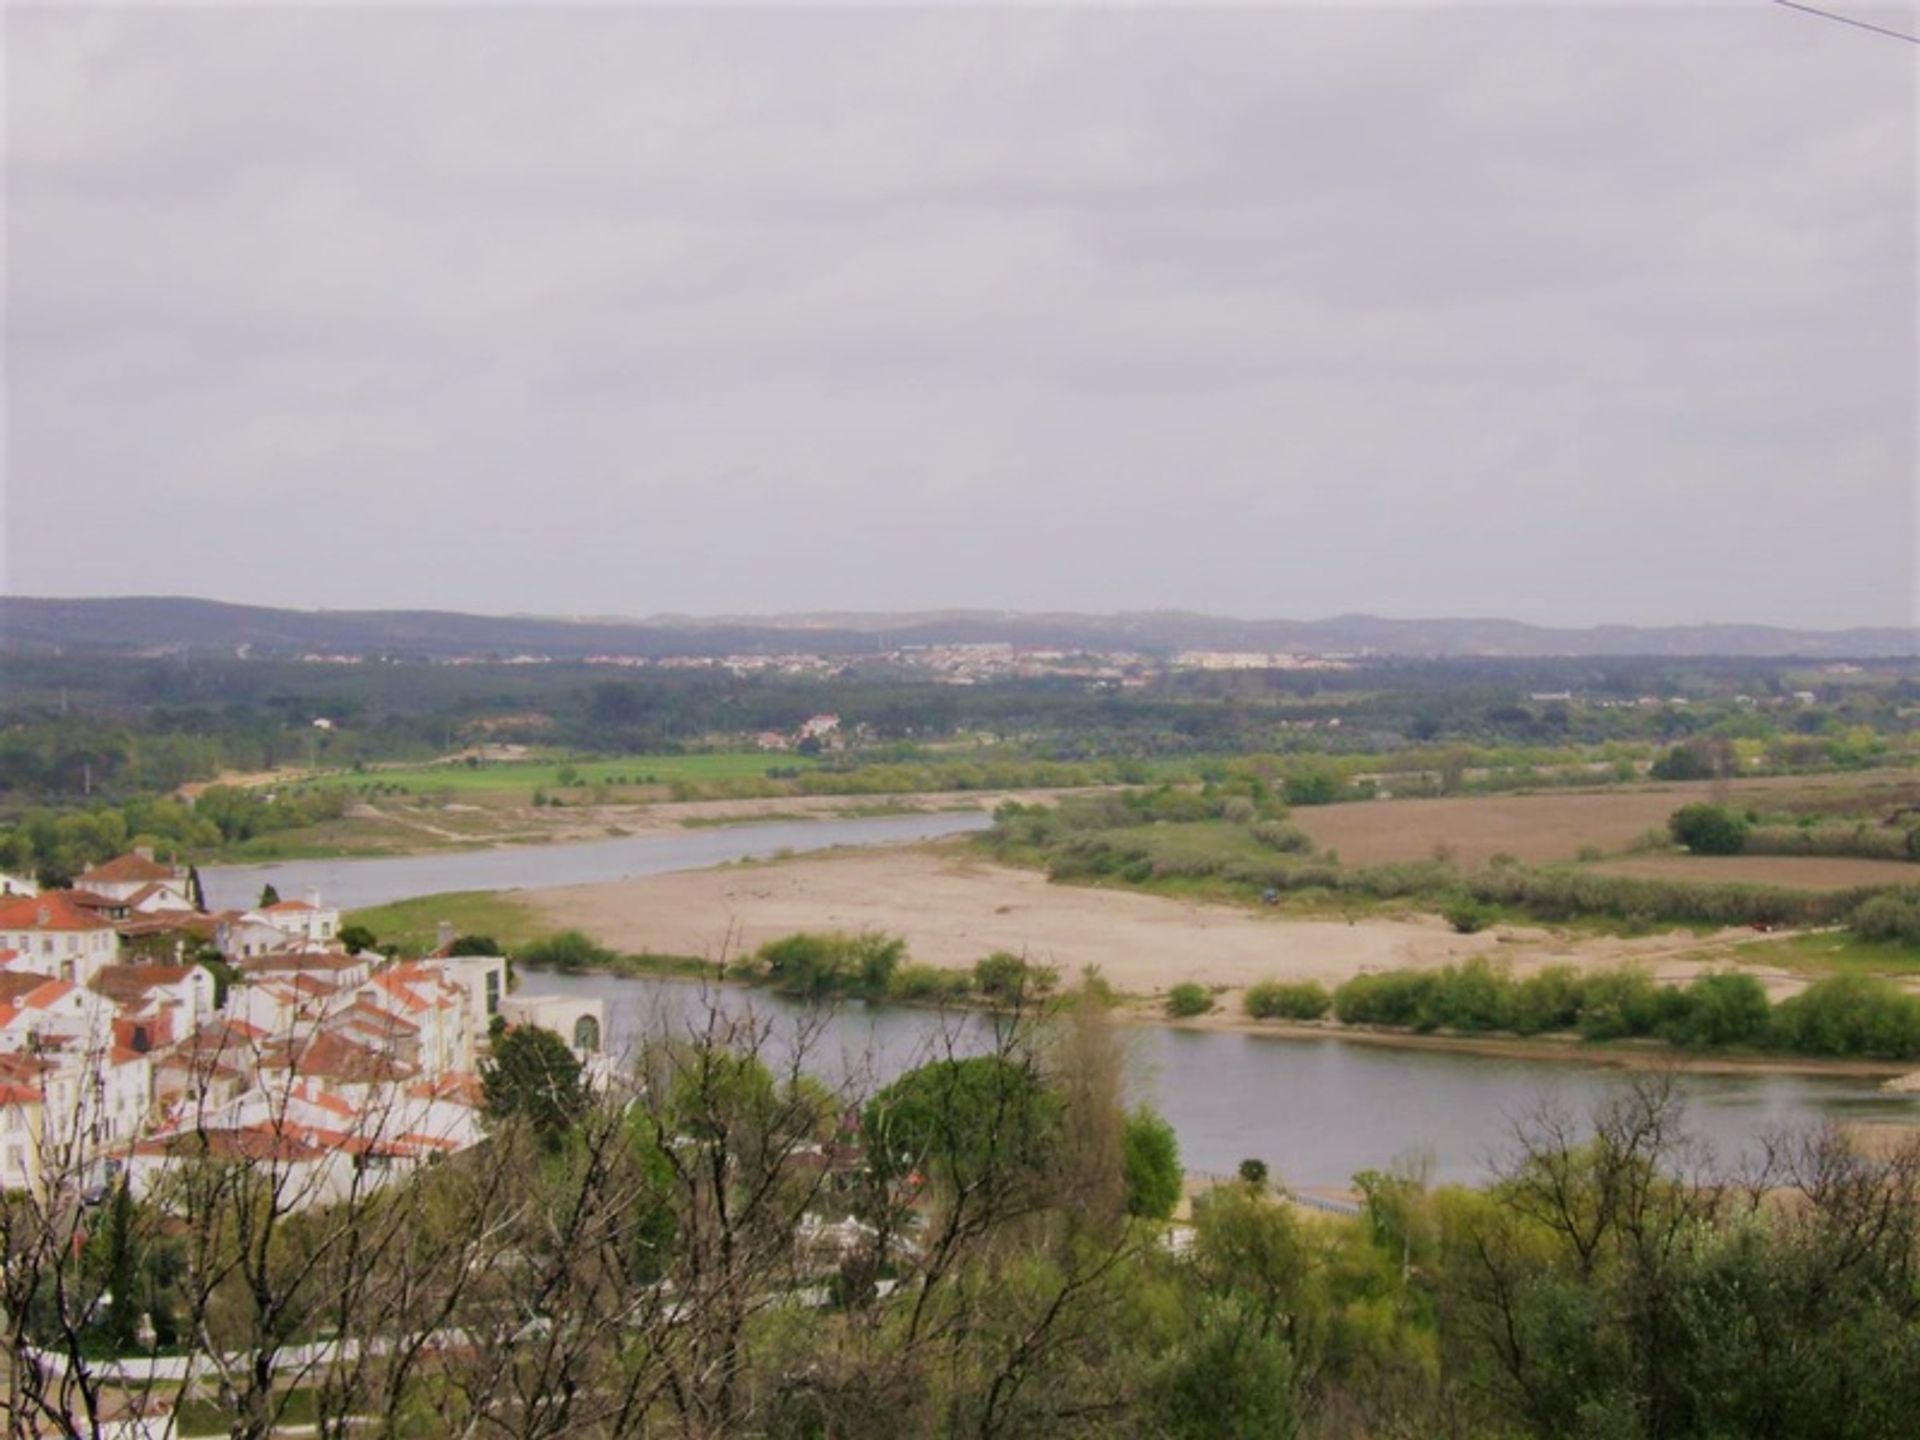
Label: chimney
xmin=304 ymin=887 xmax=322 ymax=908
xmin=36 ymin=906 xmax=50 ymax=928
xmin=436 ymin=921 xmax=456 ymax=952
xmin=134 ymin=845 xmax=155 ymax=862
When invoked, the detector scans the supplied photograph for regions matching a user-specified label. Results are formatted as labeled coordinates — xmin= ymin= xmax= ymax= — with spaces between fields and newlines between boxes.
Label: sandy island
xmin=521 ymin=842 xmax=1822 ymax=1001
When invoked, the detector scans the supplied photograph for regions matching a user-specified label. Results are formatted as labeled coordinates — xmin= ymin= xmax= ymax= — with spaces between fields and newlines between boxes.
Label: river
xmin=203 ymin=811 xmax=1919 ymax=1185
xmin=199 ymin=810 xmax=996 ymax=911
xmin=520 ymin=968 xmax=1918 ymax=1188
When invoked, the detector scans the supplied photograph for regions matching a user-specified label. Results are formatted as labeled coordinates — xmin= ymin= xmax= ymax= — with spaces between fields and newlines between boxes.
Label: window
xmin=484 ymin=971 xmax=501 ymax=1015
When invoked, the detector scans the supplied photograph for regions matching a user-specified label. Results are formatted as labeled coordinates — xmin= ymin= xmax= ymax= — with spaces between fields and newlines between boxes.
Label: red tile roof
xmin=89 ymin=965 xmax=199 ymax=1005
xmin=76 ymin=854 xmax=180 ymax=886
xmin=259 ymin=1031 xmax=417 ymax=1085
xmin=0 ymin=893 xmax=117 ymax=933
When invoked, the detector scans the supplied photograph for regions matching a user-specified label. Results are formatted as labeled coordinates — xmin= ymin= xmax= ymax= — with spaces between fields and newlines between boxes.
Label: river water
xmin=519 ymin=969 xmax=1918 ymax=1188
xmin=203 ymin=811 xmax=1919 ymax=1186
xmin=199 ymin=810 xmax=996 ymax=911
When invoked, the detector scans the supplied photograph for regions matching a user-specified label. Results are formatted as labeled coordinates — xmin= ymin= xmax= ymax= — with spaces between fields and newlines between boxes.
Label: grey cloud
xmin=4 ymin=4 xmax=1913 ymax=627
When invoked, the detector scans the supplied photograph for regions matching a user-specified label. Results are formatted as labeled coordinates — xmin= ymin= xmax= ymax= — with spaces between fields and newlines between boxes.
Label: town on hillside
xmin=0 ymin=849 xmax=604 ymax=1206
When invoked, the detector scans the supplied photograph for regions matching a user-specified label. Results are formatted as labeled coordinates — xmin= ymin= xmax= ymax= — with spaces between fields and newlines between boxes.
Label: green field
xmin=1732 ymin=930 xmax=1920 ymax=978
xmin=333 ymin=752 xmax=812 ymax=796
xmin=345 ymin=889 xmax=551 ymax=955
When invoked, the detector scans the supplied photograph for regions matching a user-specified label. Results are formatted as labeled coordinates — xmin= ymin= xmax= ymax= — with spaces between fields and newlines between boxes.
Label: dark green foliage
xmin=863 ymin=1055 xmax=1060 ymax=1191
xmin=1237 ymin=1157 xmax=1269 ymax=1188
xmin=1668 ymin=803 xmax=1749 ymax=856
xmin=1649 ymin=741 xmax=1720 ymax=780
xmin=1281 ymin=766 xmax=1343 ymax=806
xmin=1664 ymin=970 xmax=1771 ymax=1049
xmin=447 ymin=932 xmax=503 ymax=956
xmin=336 ymin=923 xmax=378 ymax=954
xmin=258 ymin=883 xmax=281 ymax=907
xmin=1244 ymin=979 xmax=1332 ymax=1021
xmin=482 ymin=1023 xmax=587 ymax=1145
xmin=1123 ymin=1106 xmax=1183 ymax=1219
xmin=1166 ymin=983 xmax=1214 ymax=1018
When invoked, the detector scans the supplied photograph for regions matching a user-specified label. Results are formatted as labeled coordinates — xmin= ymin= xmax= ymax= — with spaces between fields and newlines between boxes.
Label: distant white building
xmin=74 ymin=850 xmax=194 ymax=907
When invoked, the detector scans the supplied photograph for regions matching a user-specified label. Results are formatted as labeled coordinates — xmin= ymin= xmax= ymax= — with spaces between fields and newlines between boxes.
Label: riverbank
xmin=1132 ymin=1009 xmax=1917 ymax=1079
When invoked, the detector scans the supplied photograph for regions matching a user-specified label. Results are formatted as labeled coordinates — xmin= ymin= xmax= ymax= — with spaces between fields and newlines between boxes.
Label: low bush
xmin=1250 ymin=820 xmax=1314 ymax=854
xmin=1769 ymin=974 xmax=1920 ymax=1059
xmin=1669 ymin=803 xmax=1749 ymax=856
xmin=1166 ymin=983 xmax=1214 ymax=1018
xmin=1443 ymin=897 xmax=1493 ymax=934
xmin=751 ymin=931 xmax=904 ymax=1000
xmin=1245 ymin=980 xmax=1332 ymax=1021
xmin=1849 ymin=891 xmax=1920 ymax=945
xmin=888 ymin=964 xmax=974 ymax=1003
xmin=974 ymin=951 xmax=1058 ymax=1005
xmin=518 ymin=930 xmax=617 ymax=973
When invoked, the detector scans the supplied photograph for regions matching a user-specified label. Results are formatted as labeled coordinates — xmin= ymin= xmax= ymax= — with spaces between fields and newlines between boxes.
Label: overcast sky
xmin=5 ymin=3 xmax=1915 ymax=629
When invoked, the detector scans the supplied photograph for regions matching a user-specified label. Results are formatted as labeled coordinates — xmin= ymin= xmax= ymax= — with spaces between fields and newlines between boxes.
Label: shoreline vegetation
xmin=454 ymin=915 xmax=1920 ymax=1082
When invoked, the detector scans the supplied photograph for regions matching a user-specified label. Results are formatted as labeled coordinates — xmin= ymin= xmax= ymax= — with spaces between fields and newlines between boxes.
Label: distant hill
xmin=0 ymin=595 xmax=1912 ymax=660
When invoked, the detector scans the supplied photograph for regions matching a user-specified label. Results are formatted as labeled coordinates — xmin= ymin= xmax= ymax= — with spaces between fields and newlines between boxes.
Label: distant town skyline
xmin=6 ymin=5 xmax=1915 ymax=629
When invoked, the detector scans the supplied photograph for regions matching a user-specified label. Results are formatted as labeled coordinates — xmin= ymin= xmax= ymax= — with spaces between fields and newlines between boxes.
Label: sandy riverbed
xmin=521 ymin=844 xmax=1811 ymax=1000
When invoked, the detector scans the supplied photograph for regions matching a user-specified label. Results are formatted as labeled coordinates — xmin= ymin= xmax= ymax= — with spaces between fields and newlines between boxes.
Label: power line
xmin=1769 ymin=0 xmax=1920 ymax=45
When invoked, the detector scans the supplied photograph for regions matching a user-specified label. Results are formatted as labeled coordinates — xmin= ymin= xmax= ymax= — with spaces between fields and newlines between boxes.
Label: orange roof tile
xmin=0 ymin=893 xmax=117 ymax=933
xmin=76 ymin=854 xmax=180 ymax=886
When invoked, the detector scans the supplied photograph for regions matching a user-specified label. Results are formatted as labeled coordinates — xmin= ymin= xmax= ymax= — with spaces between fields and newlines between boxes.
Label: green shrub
xmin=1769 ymin=974 xmax=1920 ymax=1059
xmin=1509 ymin=966 xmax=1585 ymax=1035
xmin=1574 ymin=967 xmax=1667 ymax=1041
xmin=753 ymin=931 xmax=904 ymax=1000
xmin=1245 ymin=980 xmax=1332 ymax=1021
xmin=1166 ymin=983 xmax=1214 ymax=1018
xmin=1333 ymin=971 xmax=1438 ymax=1029
xmin=1663 ymin=970 xmax=1772 ymax=1049
xmin=1281 ymin=767 xmax=1343 ymax=806
xmin=518 ymin=929 xmax=616 ymax=972
xmin=1443 ymin=897 xmax=1493 ymax=934
xmin=974 ymin=951 xmax=1057 ymax=1005
xmin=1250 ymin=820 xmax=1314 ymax=854
xmin=1850 ymin=891 xmax=1920 ymax=945
xmin=888 ymin=963 xmax=973 ymax=1003
xmin=1668 ymin=803 xmax=1749 ymax=856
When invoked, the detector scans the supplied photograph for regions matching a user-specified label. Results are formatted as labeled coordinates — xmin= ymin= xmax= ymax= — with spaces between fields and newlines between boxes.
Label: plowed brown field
xmin=1292 ymin=771 xmax=1917 ymax=867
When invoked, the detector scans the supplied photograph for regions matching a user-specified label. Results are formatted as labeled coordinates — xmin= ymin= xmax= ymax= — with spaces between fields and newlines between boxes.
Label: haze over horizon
xmin=6 ymin=5 xmax=1916 ymax=629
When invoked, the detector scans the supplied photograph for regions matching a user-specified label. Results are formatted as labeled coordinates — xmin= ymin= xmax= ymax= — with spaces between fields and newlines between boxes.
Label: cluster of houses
xmin=0 ymin=849 xmax=603 ymax=1208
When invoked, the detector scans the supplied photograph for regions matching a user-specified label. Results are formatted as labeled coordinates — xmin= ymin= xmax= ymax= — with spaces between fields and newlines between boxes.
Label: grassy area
xmin=1732 ymin=930 xmax=1920 ymax=978
xmin=339 ymin=752 xmax=811 ymax=797
xmin=347 ymin=889 xmax=551 ymax=955
xmin=178 ymin=1386 xmax=318 ymax=1436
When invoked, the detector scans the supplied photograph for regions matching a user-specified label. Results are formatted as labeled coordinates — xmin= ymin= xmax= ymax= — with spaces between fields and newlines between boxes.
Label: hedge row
xmin=1243 ymin=958 xmax=1920 ymax=1061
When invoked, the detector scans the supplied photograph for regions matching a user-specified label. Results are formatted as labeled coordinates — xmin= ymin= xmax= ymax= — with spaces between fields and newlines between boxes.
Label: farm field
xmin=1588 ymin=854 xmax=1920 ymax=892
xmin=1291 ymin=769 xmax=1917 ymax=866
